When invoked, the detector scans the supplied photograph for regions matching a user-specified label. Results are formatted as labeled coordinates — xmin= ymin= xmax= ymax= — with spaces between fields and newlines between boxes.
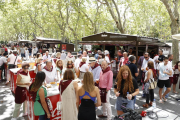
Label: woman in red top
xmin=173 ymin=61 xmax=180 ymax=94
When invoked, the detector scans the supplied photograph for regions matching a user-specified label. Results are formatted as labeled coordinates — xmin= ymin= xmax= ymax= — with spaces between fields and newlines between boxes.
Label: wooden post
xmin=146 ymin=44 xmax=148 ymax=52
xmin=136 ymin=41 xmax=138 ymax=64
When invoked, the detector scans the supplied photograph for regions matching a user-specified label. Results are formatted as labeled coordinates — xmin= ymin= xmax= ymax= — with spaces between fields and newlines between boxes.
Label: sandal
xmin=162 ymin=96 xmax=167 ymax=102
xmin=173 ymin=91 xmax=178 ymax=94
xmin=149 ymin=102 xmax=152 ymax=106
xmin=142 ymin=104 xmax=149 ymax=108
xmin=159 ymin=99 xmax=164 ymax=103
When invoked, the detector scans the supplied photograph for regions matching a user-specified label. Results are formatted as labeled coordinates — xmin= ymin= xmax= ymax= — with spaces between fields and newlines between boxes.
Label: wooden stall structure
xmin=80 ymin=32 xmax=171 ymax=60
xmin=32 ymin=37 xmax=74 ymax=53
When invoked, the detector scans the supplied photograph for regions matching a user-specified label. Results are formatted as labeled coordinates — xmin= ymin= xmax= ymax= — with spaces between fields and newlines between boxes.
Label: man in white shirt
xmin=89 ymin=57 xmax=102 ymax=82
xmin=74 ymin=54 xmax=82 ymax=71
xmin=83 ymin=51 xmax=89 ymax=64
xmin=42 ymin=51 xmax=51 ymax=62
xmin=7 ymin=51 xmax=20 ymax=69
xmin=60 ymin=50 xmax=66 ymax=60
xmin=104 ymin=50 xmax=113 ymax=67
xmin=42 ymin=60 xmax=57 ymax=84
xmin=0 ymin=53 xmax=7 ymax=81
xmin=33 ymin=46 xmax=38 ymax=56
xmin=66 ymin=51 xmax=75 ymax=63
xmin=141 ymin=52 xmax=155 ymax=97
xmin=7 ymin=50 xmax=21 ymax=84
xmin=158 ymin=57 xmax=172 ymax=103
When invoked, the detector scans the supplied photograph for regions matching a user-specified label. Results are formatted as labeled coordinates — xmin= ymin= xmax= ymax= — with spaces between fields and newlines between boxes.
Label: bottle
xmin=152 ymin=99 xmax=156 ymax=109
xmin=127 ymin=92 xmax=130 ymax=101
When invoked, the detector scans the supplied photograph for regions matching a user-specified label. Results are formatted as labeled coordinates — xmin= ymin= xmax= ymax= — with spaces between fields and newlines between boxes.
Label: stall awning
xmin=32 ymin=37 xmax=63 ymax=44
xmin=80 ymin=32 xmax=170 ymax=47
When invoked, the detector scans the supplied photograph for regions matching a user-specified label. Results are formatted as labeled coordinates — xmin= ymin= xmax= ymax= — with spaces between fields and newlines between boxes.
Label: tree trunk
xmin=161 ymin=0 xmax=179 ymax=64
xmin=171 ymin=22 xmax=179 ymax=64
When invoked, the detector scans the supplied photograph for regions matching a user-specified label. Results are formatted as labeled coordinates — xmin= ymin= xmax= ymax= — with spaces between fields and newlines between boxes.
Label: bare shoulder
xmin=39 ymin=88 xmax=44 ymax=95
xmin=95 ymin=86 xmax=99 ymax=91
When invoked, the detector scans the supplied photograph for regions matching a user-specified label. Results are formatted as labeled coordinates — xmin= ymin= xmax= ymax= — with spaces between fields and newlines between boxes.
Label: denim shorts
xmin=115 ymin=96 xmax=134 ymax=111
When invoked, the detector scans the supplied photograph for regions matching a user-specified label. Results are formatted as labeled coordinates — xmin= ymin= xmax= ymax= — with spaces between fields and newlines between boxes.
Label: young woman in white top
xmin=143 ymin=61 xmax=156 ymax=108
xmin=78 ymin=57 xmax=89 ymax=79
xmin=11 ymin=63 xmax=31 ymax=120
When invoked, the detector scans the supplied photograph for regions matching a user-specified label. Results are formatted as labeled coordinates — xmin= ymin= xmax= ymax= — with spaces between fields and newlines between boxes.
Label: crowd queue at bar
xmin=0 ymin=43 xmax=180 ymax=120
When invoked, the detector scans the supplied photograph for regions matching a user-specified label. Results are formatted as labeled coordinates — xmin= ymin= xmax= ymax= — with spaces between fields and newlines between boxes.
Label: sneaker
xmin=11 ymin=118 xmax=17 ymax=120
xmin=176 ymin=98 xmax=180 ymax=101
xmin=159 ymin=99 xmax=164 ymax=103
xmin=135 ymin=104 xmax=139 ymax=109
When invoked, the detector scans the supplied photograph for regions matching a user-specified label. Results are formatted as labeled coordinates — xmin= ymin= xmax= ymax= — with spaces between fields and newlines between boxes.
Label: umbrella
xmin=172 ymin=34 xmax=180 ymax=40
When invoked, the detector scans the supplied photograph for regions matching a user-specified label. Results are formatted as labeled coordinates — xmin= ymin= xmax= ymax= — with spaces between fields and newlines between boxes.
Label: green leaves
xmin=0 ymin=0 xmax=177 ymax=43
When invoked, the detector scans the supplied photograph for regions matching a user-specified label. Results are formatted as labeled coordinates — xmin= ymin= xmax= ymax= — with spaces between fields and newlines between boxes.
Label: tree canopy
xmin=0 ymin=0 xmax=179 ymax=44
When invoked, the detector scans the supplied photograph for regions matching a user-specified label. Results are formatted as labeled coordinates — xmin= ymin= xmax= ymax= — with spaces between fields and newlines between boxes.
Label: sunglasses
xmin=145 ymin=57 xmax=148 ymax=58
xmin=24 ymin=67 xmax=29 ymax=69
xmin=68 ymin=64 xmax=72 ymax=65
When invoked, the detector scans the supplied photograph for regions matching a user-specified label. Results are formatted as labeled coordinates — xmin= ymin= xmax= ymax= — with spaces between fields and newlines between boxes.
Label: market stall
xmin=80 ymin=32 xmax=171 ymax=77
xmin=32 ymin=37 xmax=74 ymax=53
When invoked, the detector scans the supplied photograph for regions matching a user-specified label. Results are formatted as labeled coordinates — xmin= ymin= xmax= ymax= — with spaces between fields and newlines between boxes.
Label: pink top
xmin=99 ymin=70 xmax=113 ymax=91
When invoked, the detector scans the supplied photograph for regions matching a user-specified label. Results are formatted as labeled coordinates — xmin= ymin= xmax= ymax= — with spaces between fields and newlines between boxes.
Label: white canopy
xmin=172 ymin=34 xmax=180 ymax=40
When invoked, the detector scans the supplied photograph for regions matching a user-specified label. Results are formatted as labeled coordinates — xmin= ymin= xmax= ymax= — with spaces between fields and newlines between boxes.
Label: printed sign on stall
xmin=62 ymin=44 xmax=66 ymax=51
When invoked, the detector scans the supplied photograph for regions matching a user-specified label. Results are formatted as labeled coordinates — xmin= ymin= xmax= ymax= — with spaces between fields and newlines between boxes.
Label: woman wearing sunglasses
xmin=66 ymin=60 xmax=76 ymax=78
xmin=11 ymin=63 xmax=31 ymax=120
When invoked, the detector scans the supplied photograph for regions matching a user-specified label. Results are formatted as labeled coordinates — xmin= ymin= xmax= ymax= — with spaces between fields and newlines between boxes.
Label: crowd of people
xmin=0 ymin=44 xmax=180 ymax=120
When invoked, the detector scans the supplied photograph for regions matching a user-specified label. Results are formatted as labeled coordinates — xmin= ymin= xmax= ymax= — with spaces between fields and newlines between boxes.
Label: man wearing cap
xmin=42 ymin=60 xmax=57 ymax=84
xmin=89 ymin=57 xmax=102 ymax=82
xmin=105 ymin=50 xmax=113 ymax=67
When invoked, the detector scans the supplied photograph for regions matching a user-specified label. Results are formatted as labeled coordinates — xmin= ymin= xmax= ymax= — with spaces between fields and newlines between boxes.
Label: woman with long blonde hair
xmin=114 ymin=65 xmax=139 ymax=115
xmin=77 ymin=72 xmax=101 ymax=120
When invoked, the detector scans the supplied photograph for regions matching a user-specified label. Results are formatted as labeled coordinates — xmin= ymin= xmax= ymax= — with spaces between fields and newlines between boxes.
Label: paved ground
xmin=0 ymin=79 xmax=180 ymax=120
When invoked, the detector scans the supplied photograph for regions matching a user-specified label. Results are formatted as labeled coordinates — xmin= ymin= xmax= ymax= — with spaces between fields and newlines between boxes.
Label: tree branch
xmin=161 ymin=0 xmax=176 ymax=21
xmin=123 ymin=4 xmax=129 ymax=29
xmin=104 ymin=0 xmax=125 ymax=33
xmin=28 ymin=13 xmax=48 ymax=35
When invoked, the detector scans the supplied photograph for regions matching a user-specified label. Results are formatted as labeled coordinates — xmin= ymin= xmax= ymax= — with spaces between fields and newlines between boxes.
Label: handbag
xmin=57 ymin=84 xmax=62 ymax=111
xmin=149 ymin=78 xmax=157 ymax=89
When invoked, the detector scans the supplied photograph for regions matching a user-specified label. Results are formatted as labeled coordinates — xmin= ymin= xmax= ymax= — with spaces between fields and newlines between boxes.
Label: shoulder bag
xmin=149 ymin=78 xmax=157 ymax=89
